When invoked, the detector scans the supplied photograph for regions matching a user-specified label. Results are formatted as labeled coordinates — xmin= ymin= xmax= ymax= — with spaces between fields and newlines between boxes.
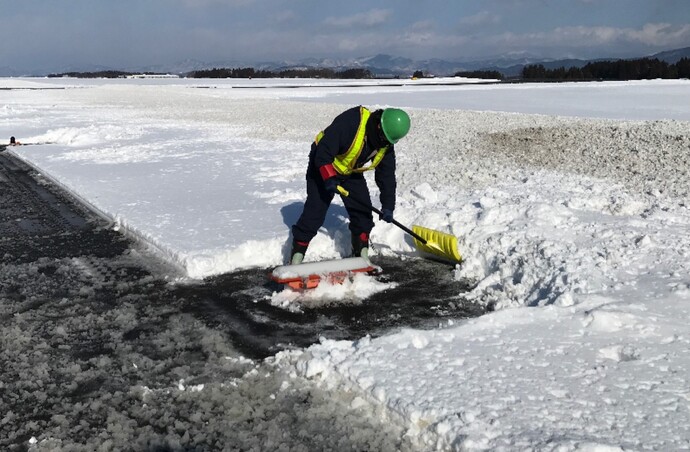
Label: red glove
xmin=319 ymin=163 xmax=337 ymax=180
xmin=320 ymin=164 xmax=339 ymax=193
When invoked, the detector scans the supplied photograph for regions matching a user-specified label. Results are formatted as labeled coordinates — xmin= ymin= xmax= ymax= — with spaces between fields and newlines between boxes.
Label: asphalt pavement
xmin=0 ymin=149 xmax=480 ymax=358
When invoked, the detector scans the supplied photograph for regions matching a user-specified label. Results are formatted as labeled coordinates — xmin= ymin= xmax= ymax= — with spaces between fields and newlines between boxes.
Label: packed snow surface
xmin=2 ymin=77 xmax=690 ymax=450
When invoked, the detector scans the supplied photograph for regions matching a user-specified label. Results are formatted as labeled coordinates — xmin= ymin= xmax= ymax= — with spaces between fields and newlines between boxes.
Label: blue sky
xmin=1 ymin=0 xmax=689 ymax=72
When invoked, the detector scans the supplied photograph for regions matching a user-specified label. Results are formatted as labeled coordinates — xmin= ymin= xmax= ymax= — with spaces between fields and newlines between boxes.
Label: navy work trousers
xmin=292 ymin=160 xmax=374 ymax=244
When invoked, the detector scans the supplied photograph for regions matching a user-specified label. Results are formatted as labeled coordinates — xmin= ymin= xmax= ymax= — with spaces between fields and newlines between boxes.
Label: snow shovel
xmin=336 ymin=185 xmax=462 ymax=264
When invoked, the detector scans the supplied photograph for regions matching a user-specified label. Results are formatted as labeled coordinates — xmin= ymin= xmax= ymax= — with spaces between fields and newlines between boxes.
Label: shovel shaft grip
xmin=336 ymin=185 xmax=429 ymax=245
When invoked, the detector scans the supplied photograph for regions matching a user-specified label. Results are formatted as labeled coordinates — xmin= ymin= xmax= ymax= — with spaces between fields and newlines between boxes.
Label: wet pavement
xmin=181 ymin=255 xmax=479 ymax=357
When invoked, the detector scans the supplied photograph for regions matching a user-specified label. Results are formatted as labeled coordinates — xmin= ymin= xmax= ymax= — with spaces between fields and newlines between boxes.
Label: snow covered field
xmin=3 ymin=77 xmax=690 ymax=450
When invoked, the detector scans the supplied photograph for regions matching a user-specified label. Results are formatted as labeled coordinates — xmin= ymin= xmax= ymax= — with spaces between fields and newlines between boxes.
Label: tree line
xmin=522 ymin=57 xmax=690 ymax=81
xmin=48 ymin=70 xmax=136 ymax=78
xmin=45 ymin=67 xmax=375 ymax=79
xmin=453 ymin=70 xmax=504 ymax=80
xmin=188 ymin=67 xmax=374 ymax=79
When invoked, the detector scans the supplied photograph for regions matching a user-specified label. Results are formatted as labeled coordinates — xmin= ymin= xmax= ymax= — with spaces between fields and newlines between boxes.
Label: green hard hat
xmin=380 ymin=108 xmax=410 ymax=144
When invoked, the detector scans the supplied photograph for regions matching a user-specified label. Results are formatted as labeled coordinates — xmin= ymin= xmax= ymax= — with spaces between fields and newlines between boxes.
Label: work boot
xmin=351 ymin=232 xmax=370 ymax=260
xmin=290 ymin=239 xmax=309 ymax=265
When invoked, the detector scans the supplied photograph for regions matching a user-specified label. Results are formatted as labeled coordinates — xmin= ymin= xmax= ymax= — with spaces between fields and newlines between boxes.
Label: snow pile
xmin=270 ymin=273 xmax=398 ymax=312
xmin=282 ymin=290 xmax=690 ymax=450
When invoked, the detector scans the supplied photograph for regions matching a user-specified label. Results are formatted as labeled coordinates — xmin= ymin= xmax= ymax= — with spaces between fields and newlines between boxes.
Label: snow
xmin=3 ymin=76 xmax=690 ymax=450
xmin=271 ymin=257 xmax=374 ymax=280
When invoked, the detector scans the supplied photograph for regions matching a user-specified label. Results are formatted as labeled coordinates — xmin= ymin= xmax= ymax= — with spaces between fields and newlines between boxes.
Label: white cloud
xmin=335 ymin=37 xmax=365 ymax=52
xmin=631 ymin=23 xmax=690 ymax=46
xmin=323 ymin=9 xmax=391 ymax=28
xmin=397 ymin=29 xmax=470 ymax=54
xmin=555 ymin=23 xmax=690 ymax=47
xmin=485 ymin=22 xmax=690 ymax=56
xmin=410 ymin=20 xmax=436 ymax=32
xmin=458 ymin=11 xmax=502 ymax=27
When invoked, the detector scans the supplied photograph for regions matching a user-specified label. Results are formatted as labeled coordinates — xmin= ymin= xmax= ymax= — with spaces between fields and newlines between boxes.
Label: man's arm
xmin=375 ymin=147 xmax=396 ymax=211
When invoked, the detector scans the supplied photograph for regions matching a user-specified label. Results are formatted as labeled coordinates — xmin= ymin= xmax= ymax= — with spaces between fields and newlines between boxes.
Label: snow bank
xmin=281 ymin=288 xmax=690 ymax=449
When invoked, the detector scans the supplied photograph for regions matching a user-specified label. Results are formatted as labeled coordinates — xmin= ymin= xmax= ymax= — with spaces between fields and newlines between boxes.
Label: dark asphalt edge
xmin=5 ymin=148 xmax=189 ymax=278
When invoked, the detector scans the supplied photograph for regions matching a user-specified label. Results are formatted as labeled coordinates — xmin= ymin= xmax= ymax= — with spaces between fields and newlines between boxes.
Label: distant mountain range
xmin=307 ymin=47 xmax=690 ymax=78
xmin=3 ymin=47 xmax=689 ymax=78
xmin=139 ymin=46 xmax=690 ymax=78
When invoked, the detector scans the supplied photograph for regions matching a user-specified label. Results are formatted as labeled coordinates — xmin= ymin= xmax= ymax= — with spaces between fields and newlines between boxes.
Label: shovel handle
xmin=336 ymin=185 xmax=429 ymax=245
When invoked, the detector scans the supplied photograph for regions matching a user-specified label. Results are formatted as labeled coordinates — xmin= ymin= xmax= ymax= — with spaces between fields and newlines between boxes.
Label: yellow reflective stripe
xmin=314 ymin=107 xmax=388 ymax=175
xmin=350 ymin=147 xmax=388 ymax=173
xmin=371 ymin=148 xmax=387 ymax=167
xmin=332 ymin=107 xmax=370 ymax=175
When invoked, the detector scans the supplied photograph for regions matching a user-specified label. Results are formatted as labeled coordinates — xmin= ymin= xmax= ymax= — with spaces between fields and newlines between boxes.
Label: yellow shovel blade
xmin=412 ymin=225 xmax=462 ymax=263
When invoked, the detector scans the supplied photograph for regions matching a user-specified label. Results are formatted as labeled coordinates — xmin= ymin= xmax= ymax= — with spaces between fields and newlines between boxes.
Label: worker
xmin=290 ymin=106 xmax=411 ymax=264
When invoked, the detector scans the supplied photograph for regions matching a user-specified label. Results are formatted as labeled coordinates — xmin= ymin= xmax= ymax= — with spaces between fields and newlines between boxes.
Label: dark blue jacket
xmin=310 ymin=106 xmax=397 ymax=212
